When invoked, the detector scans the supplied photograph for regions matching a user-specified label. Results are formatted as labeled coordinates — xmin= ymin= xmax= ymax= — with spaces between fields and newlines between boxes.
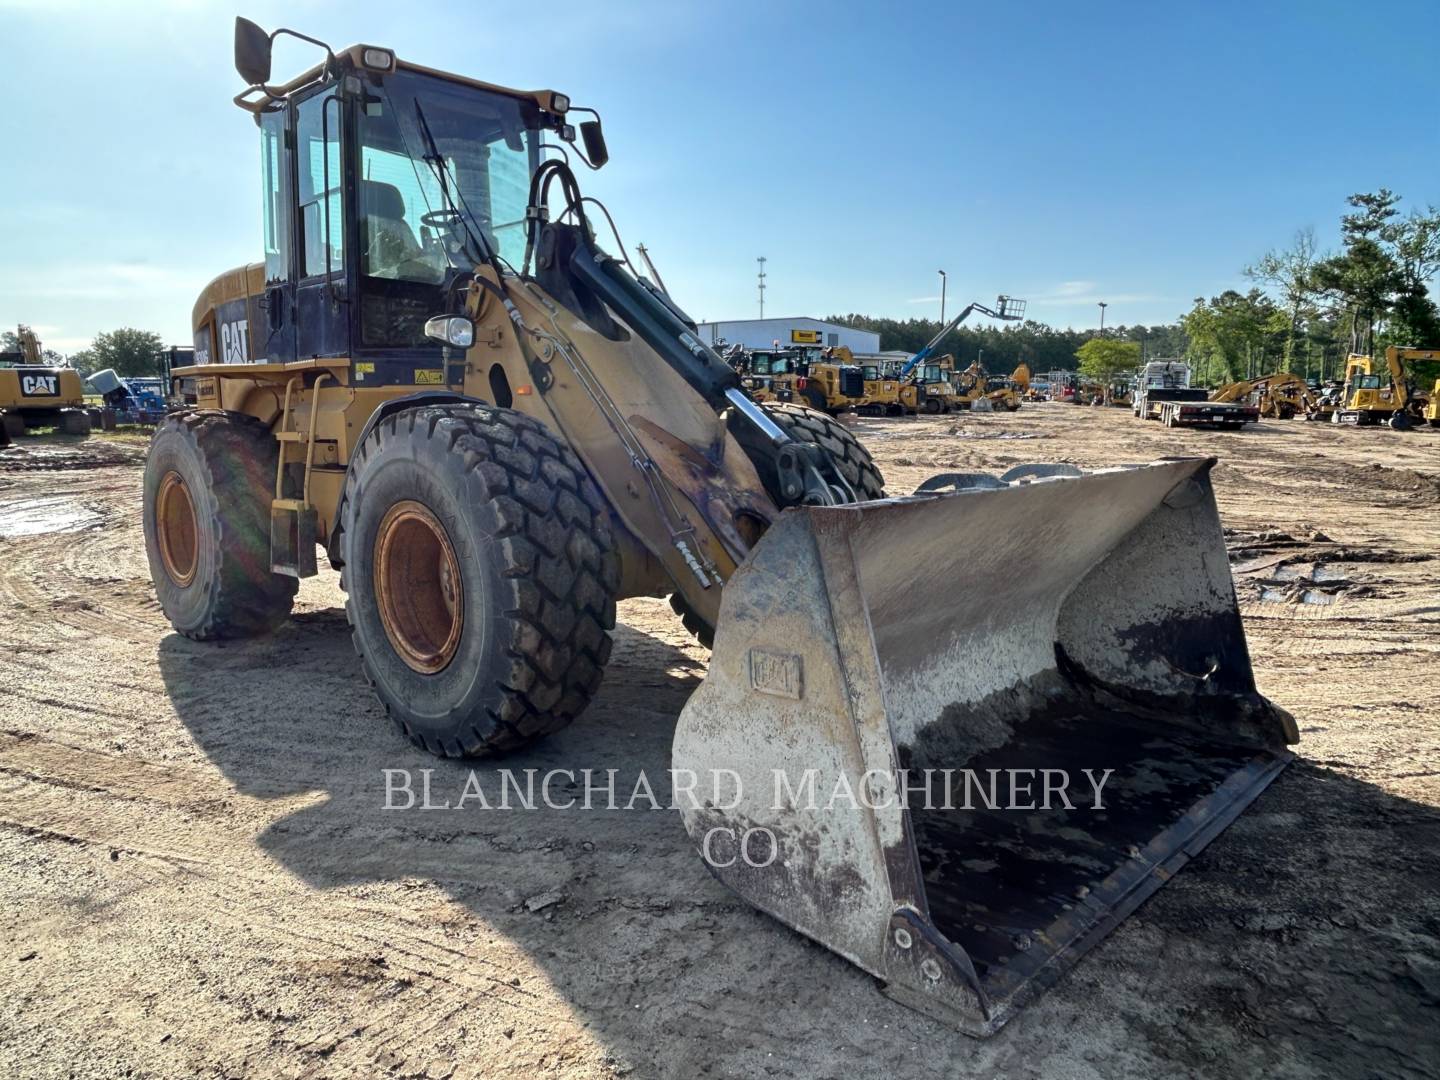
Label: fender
xmin=326 ymin=390 xmax=485 ymax=566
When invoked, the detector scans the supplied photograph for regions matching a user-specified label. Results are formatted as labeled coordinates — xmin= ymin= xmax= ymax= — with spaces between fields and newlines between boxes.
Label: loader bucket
xmin=673 ymin=457 xmax=1296 ymax=1036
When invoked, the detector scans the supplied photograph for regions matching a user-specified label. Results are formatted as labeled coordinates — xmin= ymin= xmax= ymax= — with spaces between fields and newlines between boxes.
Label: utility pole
xmin=636 ymin=244 xmax=668 ymax=295
xmin=938 ymin=269 xmax=947 ymax=324
xmin=757 ymin=257 xmax=767 ymax=319
xmin=1097 ymin=301 xmax=1108 ymax=334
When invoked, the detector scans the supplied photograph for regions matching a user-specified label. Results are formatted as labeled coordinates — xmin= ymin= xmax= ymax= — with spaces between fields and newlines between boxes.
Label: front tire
xmin=143 ymin=411 xmax=297 ymax=639
xmin=339 ymin=405 xmax=619 ymax=758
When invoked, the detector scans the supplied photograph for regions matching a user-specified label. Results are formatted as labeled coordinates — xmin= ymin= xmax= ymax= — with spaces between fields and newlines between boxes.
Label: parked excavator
xmin=143 ymin=18 xmax=1297 ymax=1037
xmin=0 ymin=325 xmax=93 ymax=438
xmin=1332 ymin=347 xmax=1435 ymax=429
xmin=1210 ymin=371 xmax=1314 ymax=419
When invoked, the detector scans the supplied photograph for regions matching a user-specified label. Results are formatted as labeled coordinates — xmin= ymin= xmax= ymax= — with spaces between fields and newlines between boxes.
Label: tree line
xmin=832 ymin=189 xmax=1440 ymax=389
xmin=0 ymin=327 xmax=168 ymax=379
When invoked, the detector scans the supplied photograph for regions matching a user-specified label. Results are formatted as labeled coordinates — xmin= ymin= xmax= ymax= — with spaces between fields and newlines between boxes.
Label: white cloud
xmin=1028 ymin=280 xmax=1163 ymax=306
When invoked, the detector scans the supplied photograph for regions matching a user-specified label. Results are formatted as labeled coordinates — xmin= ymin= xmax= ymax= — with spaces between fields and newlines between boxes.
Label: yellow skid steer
xmin=146 ymin=19 xmax=1297 ymax=1037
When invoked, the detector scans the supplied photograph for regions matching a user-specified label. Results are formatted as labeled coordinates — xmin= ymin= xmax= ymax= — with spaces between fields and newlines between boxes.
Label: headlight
xmin=423 ymin=315 xmax=474 ymax=349
xmin=359 ymin=47 xmax=396 ymax=72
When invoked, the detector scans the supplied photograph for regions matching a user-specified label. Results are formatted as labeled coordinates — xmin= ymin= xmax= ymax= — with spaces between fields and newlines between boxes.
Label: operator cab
xmin=231 ymin=19 xmax=593 ymax=384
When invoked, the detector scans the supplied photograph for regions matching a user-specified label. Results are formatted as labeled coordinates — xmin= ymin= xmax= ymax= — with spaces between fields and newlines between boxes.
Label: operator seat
xmin=361 ymin=180 xmax=442 ymax=283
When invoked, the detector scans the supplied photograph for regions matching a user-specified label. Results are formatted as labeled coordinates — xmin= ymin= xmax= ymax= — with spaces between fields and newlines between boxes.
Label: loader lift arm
xmin=518 ymin=162 xmax=858 ymax=508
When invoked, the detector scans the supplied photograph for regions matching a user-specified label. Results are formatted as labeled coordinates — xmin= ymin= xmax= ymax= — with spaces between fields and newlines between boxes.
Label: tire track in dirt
xmin=2 ymin=419 xmax=1439 ymax=1080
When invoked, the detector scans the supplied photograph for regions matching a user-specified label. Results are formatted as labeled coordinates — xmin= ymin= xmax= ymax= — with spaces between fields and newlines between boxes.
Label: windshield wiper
xmin=412 ymin=98 xmax=490 ymax=268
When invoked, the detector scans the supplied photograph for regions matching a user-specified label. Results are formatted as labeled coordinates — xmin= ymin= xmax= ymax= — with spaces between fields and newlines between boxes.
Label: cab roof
xmin=234 ymin=44 xmax=568 ymax=120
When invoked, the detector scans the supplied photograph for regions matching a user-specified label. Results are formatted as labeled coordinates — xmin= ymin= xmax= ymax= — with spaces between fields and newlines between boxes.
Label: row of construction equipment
xmin=721 ymin=298 xmax=1031 ymax=417
xmin=0 ymin=325 xmax=188 ymax=446
xmin=1124 ymin=348 xmax=1439 ymax=430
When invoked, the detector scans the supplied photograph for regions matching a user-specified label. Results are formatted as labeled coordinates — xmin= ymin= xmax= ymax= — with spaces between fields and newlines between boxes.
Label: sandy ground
xmin=1 ymin=407 xmax=1438 ymax=1079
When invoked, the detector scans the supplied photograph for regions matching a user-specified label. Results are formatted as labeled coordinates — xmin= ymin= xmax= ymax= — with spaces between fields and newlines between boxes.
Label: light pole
xmin=1097 ymin=301 xmax=1108 ymax=334
xmin=757 ymin=257 xmax=767 ymax=319
xmin=938 ymin=270 xmax=947 ymax=324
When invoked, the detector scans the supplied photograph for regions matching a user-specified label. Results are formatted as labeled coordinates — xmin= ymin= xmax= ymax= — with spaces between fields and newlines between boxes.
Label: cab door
xmin=256 ymin=109 xmax=294 ymax=363
xmin=291 ymin=87 xmax=350 ymax=360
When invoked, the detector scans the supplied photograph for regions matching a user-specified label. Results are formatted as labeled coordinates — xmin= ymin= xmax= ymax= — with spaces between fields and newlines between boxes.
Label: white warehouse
xmin=695 ymin=317 xmax=880 ymax=354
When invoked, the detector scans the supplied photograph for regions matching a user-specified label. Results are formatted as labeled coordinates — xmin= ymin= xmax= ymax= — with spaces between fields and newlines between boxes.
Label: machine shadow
xmin=157 ymin=612 xmax=1440 ymax=1077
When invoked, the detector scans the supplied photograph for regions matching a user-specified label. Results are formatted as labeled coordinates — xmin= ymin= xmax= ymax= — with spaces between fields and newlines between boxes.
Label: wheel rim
xmin=374 ymin=500 xmax=464 ymax=674
xmin=156 ymin=471 xmax=199 ymax=587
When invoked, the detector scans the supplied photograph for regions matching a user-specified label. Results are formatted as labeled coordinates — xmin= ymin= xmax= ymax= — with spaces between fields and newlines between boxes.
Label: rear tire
xmin=338 ymin=404 xmax=619 ymax=758
xmin=730 ymin=401 xmax=886 ymax=504
xmin=143 ymin=411 xmax=297 ymax=639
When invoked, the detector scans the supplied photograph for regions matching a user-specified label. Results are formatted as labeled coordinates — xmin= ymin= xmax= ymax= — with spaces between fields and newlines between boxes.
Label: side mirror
xmin=424 ymin=315 xmax=475 ymax=350
xmin=235 ymin=17 xmax=273 ymax=86
xmin=579 ymin=120 xmax=609 ymax=169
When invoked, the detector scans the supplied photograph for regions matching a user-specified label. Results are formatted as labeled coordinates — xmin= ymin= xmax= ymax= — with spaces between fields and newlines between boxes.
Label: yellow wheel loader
xmin=0 ymin=325 xmax=93 ymax=438
xmin=740 ymin=346 xmax=861 ymax=416
xmin=144 ymin=18 xmax=1297 ymax=1037
xmin=856 ymin=360 xmax=920 ymax=415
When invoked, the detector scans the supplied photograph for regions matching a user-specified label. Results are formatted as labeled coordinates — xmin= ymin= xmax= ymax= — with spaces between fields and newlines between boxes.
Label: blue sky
xmin=2 ymin=0 xmax=1437 ymax=353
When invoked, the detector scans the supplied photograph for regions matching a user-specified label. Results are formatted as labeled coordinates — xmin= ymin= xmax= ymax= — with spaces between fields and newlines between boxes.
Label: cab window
xmin=296 ymin=93 xmax=343 ymax=279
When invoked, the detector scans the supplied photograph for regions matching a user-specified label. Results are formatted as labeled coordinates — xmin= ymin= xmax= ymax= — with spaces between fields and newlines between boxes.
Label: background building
xmin=696 ymin=317 xmax=880 ymax=354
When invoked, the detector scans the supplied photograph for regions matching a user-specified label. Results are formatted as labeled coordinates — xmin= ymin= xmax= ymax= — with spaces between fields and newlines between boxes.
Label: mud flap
xmin=673 ymin=458 xmax=1296 ymax=1035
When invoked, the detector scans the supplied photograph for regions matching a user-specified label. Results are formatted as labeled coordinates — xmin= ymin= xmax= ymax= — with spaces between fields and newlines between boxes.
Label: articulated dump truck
xmin=145 ymin=18 xmax=1297 ymax=1036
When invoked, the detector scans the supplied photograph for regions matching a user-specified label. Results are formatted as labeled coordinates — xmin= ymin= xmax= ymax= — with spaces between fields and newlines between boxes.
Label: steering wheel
xmin=421 ymin=209 xmax=463 ymax=228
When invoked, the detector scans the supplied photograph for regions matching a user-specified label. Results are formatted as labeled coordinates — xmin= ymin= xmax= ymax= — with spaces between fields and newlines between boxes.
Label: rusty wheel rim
xmin=374 ymin=500 xmax=464 ymax=675
xmin=156 ymin=471 xmax=199 ymax=588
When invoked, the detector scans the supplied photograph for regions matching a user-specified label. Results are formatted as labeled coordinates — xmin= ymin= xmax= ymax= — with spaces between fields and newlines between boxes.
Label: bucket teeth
xmin=674 ymin=458 xmax=1295 ymax=1035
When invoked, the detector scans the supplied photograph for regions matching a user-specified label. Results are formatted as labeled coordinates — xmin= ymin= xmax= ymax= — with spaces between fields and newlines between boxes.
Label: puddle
xmin=0 ymin=496 xmax=102 ymax=538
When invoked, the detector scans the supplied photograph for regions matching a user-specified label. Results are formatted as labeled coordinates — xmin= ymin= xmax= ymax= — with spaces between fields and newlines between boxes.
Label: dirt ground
xmin=2 ymin=407 xmax=1438 ymax=1080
